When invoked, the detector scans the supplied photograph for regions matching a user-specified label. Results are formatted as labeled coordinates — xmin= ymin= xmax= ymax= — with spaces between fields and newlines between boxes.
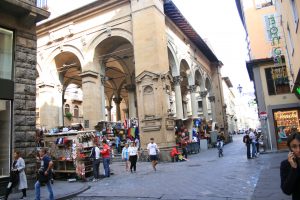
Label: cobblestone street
xmin=68 ymin=135 xmax=291 ymax=200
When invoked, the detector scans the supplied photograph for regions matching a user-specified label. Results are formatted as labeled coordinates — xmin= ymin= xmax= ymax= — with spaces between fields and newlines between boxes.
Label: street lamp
xmin=237 ymin=84 xmax=243 ymax=95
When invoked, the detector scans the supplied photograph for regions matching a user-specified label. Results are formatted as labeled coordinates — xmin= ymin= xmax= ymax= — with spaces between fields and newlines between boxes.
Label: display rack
xmin=43 ymin=131 xmax=95 ymax=179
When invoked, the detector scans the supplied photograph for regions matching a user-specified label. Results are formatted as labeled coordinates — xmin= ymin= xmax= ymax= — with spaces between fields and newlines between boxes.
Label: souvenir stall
xmin=43 ymin=130 xmax=97 ymax=180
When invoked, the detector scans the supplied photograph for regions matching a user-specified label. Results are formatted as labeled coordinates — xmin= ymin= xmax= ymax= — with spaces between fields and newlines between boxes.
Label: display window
xmin=0 ymin=100 xmax=12 ymax=177
xmin=273 ymin=108 xmax=300 ymax=150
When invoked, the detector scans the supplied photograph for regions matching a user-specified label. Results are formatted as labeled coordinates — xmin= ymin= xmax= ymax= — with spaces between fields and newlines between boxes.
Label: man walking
xmin=243 ymin=132 xmax=251 ymax=159
xmin=100 ymin=139 xmax=111 ymax=177
xmin=147 ymin=138 xmax=160 ymax=171
xmin=35 ymin=148 xmax=54 ymax=200
xmin=90 ymin=141 xmax=101 ymax=181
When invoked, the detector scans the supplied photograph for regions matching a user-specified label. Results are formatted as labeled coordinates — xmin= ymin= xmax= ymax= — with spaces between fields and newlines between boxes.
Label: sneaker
xmin=20 ymin=196 xmax=27 ymax=199
xmin=92 ymin=178 xmax=98 ymax=182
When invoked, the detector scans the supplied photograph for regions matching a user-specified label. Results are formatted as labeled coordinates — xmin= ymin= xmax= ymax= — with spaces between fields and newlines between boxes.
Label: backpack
xmin=90 ymin=147 xmax=96 ymax=159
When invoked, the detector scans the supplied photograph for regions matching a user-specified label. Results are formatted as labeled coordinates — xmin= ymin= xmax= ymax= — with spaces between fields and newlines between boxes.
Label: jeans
xmin=93 ymin=159 xmax=100 ymax=179
xmin=103 ymin=158 xmax=110 ymax=177
xmin=246 ymin=143 xmax=251 ymax=158
xmin=251 ymin=142 xmax=257 ymax=157
xmin=35 ymin=180 xmax=54 ymax=200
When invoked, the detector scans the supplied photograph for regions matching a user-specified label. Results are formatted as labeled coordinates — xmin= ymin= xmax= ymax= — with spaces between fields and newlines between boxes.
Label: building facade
xmin=0 ymin=0 xmax=49 ymax=192
xmin=236 ymin=0 xmax=300 ymax=150
xmin=36 ymin=0 xmax=226 ymax=154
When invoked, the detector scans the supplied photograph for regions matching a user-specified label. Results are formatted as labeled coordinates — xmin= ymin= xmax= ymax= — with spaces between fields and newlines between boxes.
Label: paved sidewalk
xmin=7 ymin=180 xmax=89 ymax=200
xmin=252 ymin=152 xmax=291 ymax=200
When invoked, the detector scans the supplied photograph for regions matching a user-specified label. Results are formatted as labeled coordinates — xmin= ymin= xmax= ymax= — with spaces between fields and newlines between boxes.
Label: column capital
xmin=113 ymin=97 xmax=123 ymax=104
xmin=189 ymin=85 xmax=197 ymax=93
xmin=200 ymin=91 xmax=208 ymax=98
xmin=80 ymin=70 xmax=99 ymax=78
xmin=125 ymin=84 xmax=136 ymax=92
xmin=173 ymin=76 xmax=182 ymax=86
xmin=208 ymin=95 xmax=215 ymax=102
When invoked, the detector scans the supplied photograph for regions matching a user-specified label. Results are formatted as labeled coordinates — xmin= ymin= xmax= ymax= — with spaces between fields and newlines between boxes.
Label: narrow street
xmin=68 ymin=135 xmax=290 ymax=200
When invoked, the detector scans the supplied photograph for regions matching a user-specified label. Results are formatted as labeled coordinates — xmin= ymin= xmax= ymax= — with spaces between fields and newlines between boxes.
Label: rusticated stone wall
xmin=14 ymin=30 xmax=38 ymax=182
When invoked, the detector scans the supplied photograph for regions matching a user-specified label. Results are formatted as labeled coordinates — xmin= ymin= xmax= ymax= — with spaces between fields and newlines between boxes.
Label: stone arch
xmin=85 ymin=28 xmax=133 ymax=65
xmin=179 ymin=59 xmax=193 ymax=87
xmin=205 ymin=76 xmax=213 ymax=93
xmin=167 ymin=42 xmax=179 ymax=76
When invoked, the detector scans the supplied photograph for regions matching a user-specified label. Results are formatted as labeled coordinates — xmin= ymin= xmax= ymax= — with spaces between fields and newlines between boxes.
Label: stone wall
xmin=14 ymin=29 xmax=38 ymax=182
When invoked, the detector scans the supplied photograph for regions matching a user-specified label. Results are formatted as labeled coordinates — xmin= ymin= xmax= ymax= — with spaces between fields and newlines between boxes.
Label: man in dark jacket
xmin=243 ymin=133 xmax=251 ymax=159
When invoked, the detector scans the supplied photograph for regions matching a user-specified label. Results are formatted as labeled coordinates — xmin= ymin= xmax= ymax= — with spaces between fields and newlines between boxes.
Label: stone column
xmin=113 ymin=97 xmax=122 ymax=121
xmin=57 ymin=85 xmax=63 ymax=126
xmin=200 ymin=91 xmax=208 ymax=120
xmin=173 ymin=76 xmax=184 ymax=119
xmin=81 ymin=71 xmax=102 ymax=129
xmin=190 ymin=85 xmax=198 ymax=118
xmin=100 ymin=75 xmax=106 ymax=120
xmin=39 ymin=83 xmax=59 ymax=129
xmin=125 ymin=84 xmax=137 ymax=118
xmin=182 ymin=98 xmax=188 ymax=119
xmin=105 ymin=105 xmax=112 ymax=121
xmin=208 ymin=95 xmax=216 ymax=122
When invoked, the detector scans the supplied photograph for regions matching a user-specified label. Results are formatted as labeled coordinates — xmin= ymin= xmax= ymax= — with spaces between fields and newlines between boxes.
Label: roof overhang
xmin=246 ymin=57 xmax=274 ymax=81
xmin=222 ymin=77 xmax=233 ymax=88
xmin=164 ymin=0 xmax=220 ymax=64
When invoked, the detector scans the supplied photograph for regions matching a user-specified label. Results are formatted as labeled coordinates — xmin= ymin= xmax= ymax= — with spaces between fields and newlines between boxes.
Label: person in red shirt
xmin=100 ymin=139 xmax=111 ymax=177
xmin=170 ymin=146 xmax=180 ymax=162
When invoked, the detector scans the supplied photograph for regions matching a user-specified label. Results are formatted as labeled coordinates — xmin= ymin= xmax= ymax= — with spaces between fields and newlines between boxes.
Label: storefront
xmin=273 ymin=108 xmax=300 ymax=150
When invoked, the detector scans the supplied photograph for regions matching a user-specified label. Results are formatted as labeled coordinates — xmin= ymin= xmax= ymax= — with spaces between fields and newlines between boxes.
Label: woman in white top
xmin=128 ymin=142 xmax=138 ymax=173
xmin=5 ymin=150 xmax=28 ymax=200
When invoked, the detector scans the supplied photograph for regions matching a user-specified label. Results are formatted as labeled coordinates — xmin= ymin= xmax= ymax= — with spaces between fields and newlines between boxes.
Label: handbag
xmin=10 ymin=169 xmax=19 ymax=184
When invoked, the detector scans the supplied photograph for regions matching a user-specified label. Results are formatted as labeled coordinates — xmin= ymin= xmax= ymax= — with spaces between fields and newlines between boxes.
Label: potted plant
xmin=65 ymin=112 xmax=73 ymax=121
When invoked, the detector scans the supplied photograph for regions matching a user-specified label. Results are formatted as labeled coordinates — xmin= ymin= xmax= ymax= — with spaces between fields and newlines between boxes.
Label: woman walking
xmin=121 ymin=143 xmax=130 ymax=171
xmin=128 ymin=142 xmax=138 ymax=173
xmin=5 ymin=150 xmax=28 ymax=200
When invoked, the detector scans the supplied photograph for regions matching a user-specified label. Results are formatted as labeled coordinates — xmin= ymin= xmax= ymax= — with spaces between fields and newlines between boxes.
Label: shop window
xmin=265 ymin=66 xmax=290 ymax=95
xmin=274 ymin=109 xmax=300 ymax=150
xmin=290 ymin=0 xmax=299 ymax=31
xmin=255 ymin=0 xmax=273 ymax=9
xmin=74 ymin=105 xmax=79 ymax=118
xmin=0 ymin=100 xmax=11 ymax=177
xmin=0 ymin=28 xmax=13 ymax=80
xmin=64 ymin=104 xmax=70 ymax=114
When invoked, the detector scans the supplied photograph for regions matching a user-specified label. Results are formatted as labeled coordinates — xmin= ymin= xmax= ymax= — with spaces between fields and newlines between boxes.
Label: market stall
xmin=43 ymin=131 xmax=97 ymax=180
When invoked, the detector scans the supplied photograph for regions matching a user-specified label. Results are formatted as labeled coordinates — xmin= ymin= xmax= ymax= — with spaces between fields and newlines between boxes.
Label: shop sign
xmin=259 ymin=111 xmax=267 ymax=120
xmin=268 ymin=15 xmax=288 ymax=84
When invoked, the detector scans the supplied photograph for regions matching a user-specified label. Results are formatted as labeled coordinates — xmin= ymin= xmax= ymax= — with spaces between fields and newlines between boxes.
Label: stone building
xmin=236 ymin=0 xmax=300 ymax=150
xmin=0 ymin=0 xmax=49 ymax=192
xmin=36 ymin=0 xmax=226 ymax=153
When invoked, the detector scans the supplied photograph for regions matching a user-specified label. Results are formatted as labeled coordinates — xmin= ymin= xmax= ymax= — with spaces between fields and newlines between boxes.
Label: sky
xmin=45 ymin=0 xmax=254 ymax=95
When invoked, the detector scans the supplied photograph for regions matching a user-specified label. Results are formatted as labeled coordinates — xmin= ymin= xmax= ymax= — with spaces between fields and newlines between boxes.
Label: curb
xmin=57 ymin=185 xmax=91 ymax=200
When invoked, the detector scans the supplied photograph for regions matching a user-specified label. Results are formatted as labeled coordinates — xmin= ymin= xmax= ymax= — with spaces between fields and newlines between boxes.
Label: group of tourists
xmin=242 ymin=128 xmax=263 ymax=159
xmin=121 ymin=138 xmax=160 ymax=172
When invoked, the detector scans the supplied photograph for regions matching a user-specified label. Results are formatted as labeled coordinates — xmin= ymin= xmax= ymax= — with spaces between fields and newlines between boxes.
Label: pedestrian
xmin=4 ymin=150 xmax=28 ymax=200
xmin=35 ymin=148 xmax=54 ymax=200
xmin=243 ymin=132 xmax=251 ymax=159
xmin=249 ymin=128 xmax=257 ymax=158
xmin=147 ymin=138 xmax=160 ymax=171
xmin=121 ymin=143 xmax=130 ymax=171
xmin=128 ymin=142 xmax=138 ymax=173
xmin=280 ymin=132 xmax=300 ymax=200
xmin=115 ymin=135 xmax=121 ymax=153
xmin=100 ymin=139 xmax=111 ymax=177
xmin=90 ymin=141 xmax=101 ymax=182
xmin=135 ymin=137 xmax=140 ymax=150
